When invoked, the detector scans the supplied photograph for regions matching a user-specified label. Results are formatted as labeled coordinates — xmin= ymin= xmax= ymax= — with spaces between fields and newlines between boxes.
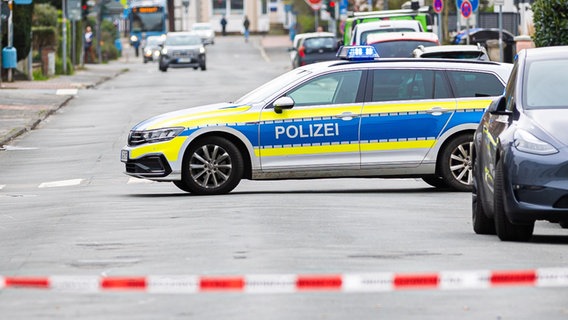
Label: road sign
xmin=67 ymin=0 xmax=82 ymax=21
xmin=456 ymin=0 xmax=478 ymax=12
xmin=433 ymin=0 xmax=443 ymax=13
xmin=461 ymin=0 xmax=472 ymax=19
xmin=304 ymin=0 xmax=322 ymax=10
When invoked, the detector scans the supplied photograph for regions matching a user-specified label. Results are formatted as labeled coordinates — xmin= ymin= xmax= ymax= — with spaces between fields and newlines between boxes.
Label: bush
xmin=32 ymin=3 xmax=58 ymax=27
xmin=532 ymin=0 xmax=568 ymax=47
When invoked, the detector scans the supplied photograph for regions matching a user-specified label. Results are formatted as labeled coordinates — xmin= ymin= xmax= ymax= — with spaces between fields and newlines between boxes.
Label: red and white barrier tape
xmin=1 ymin=268 xmax=568 ymax=294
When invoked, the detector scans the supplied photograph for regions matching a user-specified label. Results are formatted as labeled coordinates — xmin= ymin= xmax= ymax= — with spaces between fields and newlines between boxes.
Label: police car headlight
xmin=129 ymin=127 xmax=184 ymax=146
xmin=199 ymin=46 xmax=205 ymax=54
xmin=161 ymin=48 xmax=168 ymax=55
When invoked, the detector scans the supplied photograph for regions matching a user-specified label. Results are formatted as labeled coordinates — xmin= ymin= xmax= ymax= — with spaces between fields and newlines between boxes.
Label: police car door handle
xmin=426 ymin=107 xmax=450 ymax=116
xmin=335 ymin=112 xmax=358 ymax=120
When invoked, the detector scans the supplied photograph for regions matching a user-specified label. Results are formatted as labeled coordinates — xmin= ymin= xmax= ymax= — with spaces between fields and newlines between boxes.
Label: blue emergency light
xmin=337 ymin=46 xmax=380 ymax=61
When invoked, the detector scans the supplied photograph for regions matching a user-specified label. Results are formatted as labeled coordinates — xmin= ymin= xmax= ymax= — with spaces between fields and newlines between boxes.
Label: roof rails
xmin=349 ymin=6 xmax=431 ymax=18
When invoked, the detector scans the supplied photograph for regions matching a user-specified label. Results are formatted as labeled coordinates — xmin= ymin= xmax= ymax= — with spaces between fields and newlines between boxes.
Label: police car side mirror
xmin=273 ymin=96 xmax=295 ymax=114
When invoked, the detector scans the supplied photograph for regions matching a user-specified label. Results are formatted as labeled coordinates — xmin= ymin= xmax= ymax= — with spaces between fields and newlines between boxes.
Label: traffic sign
xmin=456 ymin=0 xmax=478 ymax=12
xmin=461 ymin=0 xmax=472 ymax=19
xmin=433 ymin=0 xmax=443 ymax=13
xmin=304 ymin=0 xmax=322 ymax=10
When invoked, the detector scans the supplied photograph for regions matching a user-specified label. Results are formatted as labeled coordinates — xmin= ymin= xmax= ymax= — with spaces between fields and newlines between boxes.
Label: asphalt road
xmin=1 ymin=36 xmax=568 ymax=319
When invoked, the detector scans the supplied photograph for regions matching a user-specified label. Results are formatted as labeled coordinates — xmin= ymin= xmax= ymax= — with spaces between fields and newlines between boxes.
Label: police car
xmin=121 ymin=46 xmax=512 ymax=195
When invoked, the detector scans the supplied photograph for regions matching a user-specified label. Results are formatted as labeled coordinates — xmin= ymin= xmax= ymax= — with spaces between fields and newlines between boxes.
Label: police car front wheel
xmin=176 ymin=136 xmax=244 ymax=195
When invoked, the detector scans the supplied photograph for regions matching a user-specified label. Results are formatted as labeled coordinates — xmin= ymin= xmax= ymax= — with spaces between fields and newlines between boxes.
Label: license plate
xmin=178 ymin=58 xmax=191 ymax=63
xmin=121 ymin=150 xmax=129 ymax=162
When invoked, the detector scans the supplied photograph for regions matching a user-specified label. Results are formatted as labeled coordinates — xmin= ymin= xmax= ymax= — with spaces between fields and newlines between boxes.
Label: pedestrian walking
xmin=243 ymin=15 xmax=250 ymax=42
xmin=84 ymin=26 xmax=95 ymax=63
xmin=220 ymin=15 xmax=227 ymax=36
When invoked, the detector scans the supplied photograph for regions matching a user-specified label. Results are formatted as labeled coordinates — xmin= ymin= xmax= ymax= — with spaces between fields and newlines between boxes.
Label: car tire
xmin=421 ymin=176 xmax=449 ymax=189
xmin=472 ymin=177 xmax=495 ymax=235
xmin=559 ymin=221 xmax=568 ymax=229
xmin=439 ymin=133 xmax=474 ymax=192
xmin=200 ymin=58 xmax=206 ymax=71
xmin=143 ymin=58 xmax=148 ymax=64
xmin=178 ymin=136 xmax=243 ymax=195
xmin=494 ymin=160 xmax=534 ymax=242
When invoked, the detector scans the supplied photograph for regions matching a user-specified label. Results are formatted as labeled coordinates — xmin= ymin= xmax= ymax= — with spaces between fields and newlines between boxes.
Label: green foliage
xmin=32 ymin=26 xmax=57 ymax=50
xmin=532 ymin=0 xmax=568 ymax=47
xmin=12 ymin=3 xmax=34 ymax=62
xmin=32 ymin=3 xmax=58 ymax=27
xmin=33 ymin=68 xmax=49 ymax=80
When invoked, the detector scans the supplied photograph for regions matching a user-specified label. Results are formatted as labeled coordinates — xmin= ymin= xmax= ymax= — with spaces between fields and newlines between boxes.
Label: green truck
xmin=342 ymin=6 xmax=434 ymax=45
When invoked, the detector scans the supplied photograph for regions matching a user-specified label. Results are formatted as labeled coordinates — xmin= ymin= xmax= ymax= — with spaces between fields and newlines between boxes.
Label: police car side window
xmin=448 ymin=70 xmax=504 ymax=98
xmin=287 ymin=71 xmax=363 ymax=106
xmin=370 ymin=69 xmax=435 ymax=102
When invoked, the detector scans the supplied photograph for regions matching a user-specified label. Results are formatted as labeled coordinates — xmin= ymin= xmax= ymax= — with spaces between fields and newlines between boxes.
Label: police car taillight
xmin=337 ymin=46 xmax=379 ymax=61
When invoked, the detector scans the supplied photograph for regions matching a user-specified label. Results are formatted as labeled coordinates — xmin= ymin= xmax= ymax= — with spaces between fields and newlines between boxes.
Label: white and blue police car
xmin=121 ymin=46 xmax=513 ymax=195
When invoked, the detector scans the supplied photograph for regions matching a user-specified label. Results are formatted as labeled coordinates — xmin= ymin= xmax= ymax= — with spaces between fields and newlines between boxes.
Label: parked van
xmin=342 ymin=6 xmax=434 ymax=45
xmin=350 ymin=20 xmax=424 ymax=45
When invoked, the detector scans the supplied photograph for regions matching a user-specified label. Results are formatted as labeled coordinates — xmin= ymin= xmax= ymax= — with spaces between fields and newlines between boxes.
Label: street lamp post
xmin=182 ymin=0 xmax=190 ymax=31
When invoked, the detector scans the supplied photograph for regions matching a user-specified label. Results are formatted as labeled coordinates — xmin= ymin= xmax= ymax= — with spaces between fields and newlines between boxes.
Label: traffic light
xmin=325 ymin=0 xmax=336 ymax=19
xmin=81 ymin=0 xmax=90 ymax=19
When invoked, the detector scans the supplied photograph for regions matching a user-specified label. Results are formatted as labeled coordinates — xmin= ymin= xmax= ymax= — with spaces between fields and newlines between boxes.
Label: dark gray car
xmin=472 ymin=46 xmax=568 ymax=242
xmin=159 ymin=32 xmax=206 ymax=72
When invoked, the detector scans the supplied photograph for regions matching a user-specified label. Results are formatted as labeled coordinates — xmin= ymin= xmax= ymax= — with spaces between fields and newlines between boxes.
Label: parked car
xmin=453 ymin=28 xmax=516 ymax=62
xmin=367 ymin=32 xmax=439 ymax=58
xmin=412 ymin=44 xmax=490 ymax=61
xmin=121 ymin=46 xmax=512 ymax=195
xmin=191 ymin=22 xmax=215 ymax=45
xmin=159 ymin=32 xmax=206 ymax=72
xmin=350 ymin=20 xmax=424 ymax=45
xmin=142 ymin=35 xmax=164 ymax=63
xmin=289 ymin=32 xmax=338 ymax=69
xmin=472 ymin=46 xmax=568 ymax=242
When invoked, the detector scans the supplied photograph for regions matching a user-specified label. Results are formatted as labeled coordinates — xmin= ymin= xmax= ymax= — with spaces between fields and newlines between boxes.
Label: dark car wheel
xmin=177 ymin=136 xmax=243 ymax=195
xmin=494 ymin=160 xmax=534 ymax=242
xmin=200 ymin=57 xmax=206 ymax=71
xmin=422 ymin=176 xmax=449 ymax=189
xmin=472 ymin=177 xmax=495 ymax=235
xmin=439 ymin=133 xmax=474 ymax=192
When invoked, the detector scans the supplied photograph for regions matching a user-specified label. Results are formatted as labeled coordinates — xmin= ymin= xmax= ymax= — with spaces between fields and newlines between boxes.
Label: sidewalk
xmin=0 ymin=35 xmax=291 ymax=148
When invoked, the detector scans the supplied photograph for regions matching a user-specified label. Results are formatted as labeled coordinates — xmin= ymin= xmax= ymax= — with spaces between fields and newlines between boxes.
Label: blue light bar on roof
xmin=337 ymin=46 xmax=380 ymax=61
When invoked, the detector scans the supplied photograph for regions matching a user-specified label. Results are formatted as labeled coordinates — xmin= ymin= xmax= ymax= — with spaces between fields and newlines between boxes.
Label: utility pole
xmin=62 ymin=0 xmax=68 ymax=74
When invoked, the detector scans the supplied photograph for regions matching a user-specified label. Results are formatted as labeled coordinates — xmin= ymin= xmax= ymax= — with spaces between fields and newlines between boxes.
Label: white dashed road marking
xmin=127 ymin=177 xmax=156 ymax=184
xmin=56 ymin=89 xmax=79 ymax=95
xmin=38 ymin=179 xmax=84 ymax=188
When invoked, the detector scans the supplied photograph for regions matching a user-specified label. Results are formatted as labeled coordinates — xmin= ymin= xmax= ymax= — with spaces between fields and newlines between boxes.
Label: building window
xmin=230 ymin=0 xmax=243 ymax=14
xmin=213 ymin=0 xmax=227 ymax=14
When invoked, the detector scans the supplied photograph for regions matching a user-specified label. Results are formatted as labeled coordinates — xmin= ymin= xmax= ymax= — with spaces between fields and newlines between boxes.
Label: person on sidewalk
xmin=84 ymin=26 xmax=95 ymax=63
xmin=220 ymin=15 xmax=228 ymax=36
xmin=243 ymin=16 xmax=250 ymax=42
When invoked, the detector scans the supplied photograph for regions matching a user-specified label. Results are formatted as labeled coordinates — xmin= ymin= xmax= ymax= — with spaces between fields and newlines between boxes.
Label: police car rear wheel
xmin=180 ymin=136 xmax=244 ymax=195
xmin=440 ymin=133 xmax=474 ymax=192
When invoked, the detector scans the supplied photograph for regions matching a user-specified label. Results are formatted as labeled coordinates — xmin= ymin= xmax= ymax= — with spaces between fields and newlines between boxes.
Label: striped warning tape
xmin=1 ymin=268 xmax=568 ymax=294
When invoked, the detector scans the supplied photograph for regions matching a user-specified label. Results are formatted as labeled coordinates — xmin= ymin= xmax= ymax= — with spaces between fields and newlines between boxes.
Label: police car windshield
xmin=234 ymin=69 xmax=312 ymax=104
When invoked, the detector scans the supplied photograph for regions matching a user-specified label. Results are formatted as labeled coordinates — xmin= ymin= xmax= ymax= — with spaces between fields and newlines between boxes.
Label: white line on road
xmin=127 ymin=178 xmax=156 ymax=184
xmin=38 ymin=179 xmax=83 ymax=188
xmin=56 ymin=89 xmax=79 ymax=95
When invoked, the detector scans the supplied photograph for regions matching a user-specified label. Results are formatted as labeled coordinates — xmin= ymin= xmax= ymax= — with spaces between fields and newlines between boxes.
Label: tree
xmin=532 ymin=0 xmax=568 ymax=47
xmin=12 ymin=3 xmax=34 ymax=63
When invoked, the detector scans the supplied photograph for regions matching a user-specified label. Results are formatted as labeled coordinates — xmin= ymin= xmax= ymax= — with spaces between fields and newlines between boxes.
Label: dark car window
xmin=287 ymin=71 xmax=363 ymax=106
xmin=448 ymin=70 xmax=504 ymax=98
xmin=371 ymin=40 xmax=437 ymax=58
xmin=166 ymin=35 xmax=202 ymax=46
xmin=524 ymin=59 xmax=568 ymax=109
xmin=370 ymin=69 xmax=451 ymax=102
xmin=302 ymin=37 xmax=337 ymax=53
xmin=422 ymin=51 xmax=486 ymax=60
